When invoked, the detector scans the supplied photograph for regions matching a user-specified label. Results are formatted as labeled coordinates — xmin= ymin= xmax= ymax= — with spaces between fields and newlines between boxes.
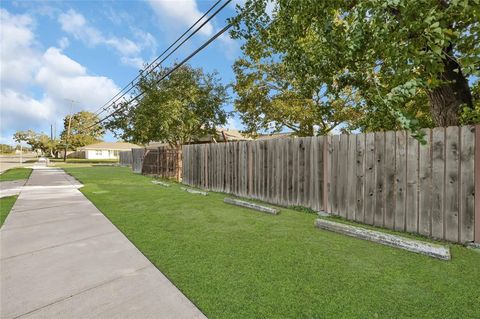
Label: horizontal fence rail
xmin=182 ymin=125 xmax=478 ymax=243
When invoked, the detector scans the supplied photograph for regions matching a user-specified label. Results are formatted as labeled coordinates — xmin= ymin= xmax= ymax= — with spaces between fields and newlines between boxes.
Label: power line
xmin=93 ymin=0 xmax=229 ymax=118
xmin=86 ymin=20 xmax=235 ymax=129
xmin=92 ymin=0 xmax=223 ymax=116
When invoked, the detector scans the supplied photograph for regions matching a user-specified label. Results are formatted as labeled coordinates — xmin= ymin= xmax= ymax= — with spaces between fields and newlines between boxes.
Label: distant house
xmin=256 ymin=132 xmax=293 ymax=140
xmin=145 ymin=129 xmax=251 ymax=149
xmin=77 ymin=142 xmax=142 ymax=159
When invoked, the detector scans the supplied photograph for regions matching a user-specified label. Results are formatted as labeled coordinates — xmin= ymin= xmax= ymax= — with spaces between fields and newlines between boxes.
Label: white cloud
xmin=58 ymin=9 xmax=157 ymax=63
xmin=40 ymin=47 xmax=86 ymax=76
xmin=0 ymin=9 xmax=39 ymax=88
xmin=36 ymin=48 xmax=119 ymax=107
xmin=121 ymin=56 xmax=145 ymax=69
xmin=148 ymin=0 xmax=213 ymax=36
xmin=58 ymin=36 xmax=70 ymax=49
xmin=0 ymin=9 xmax=120 ymax=145
xmin=218 ymin=33 xmax=240 ymax=60
xmin=104 ymin=37 xmax=140 ymax=56
xmin=58 ymin=9 xmax=102 ymax=45
xmin=1 ymin=89 xmax=52 ymax=132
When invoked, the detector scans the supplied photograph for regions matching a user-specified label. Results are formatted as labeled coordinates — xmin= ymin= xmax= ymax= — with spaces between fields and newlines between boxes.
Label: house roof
xmin=256 ymin=132 xmax=293 ymax=140
xmin=145 ymin=129 xmax=251 ymax=149
xmin=79 ymin=142 xmax=142 ymax=150
xmin=196 ymin=128 xmax=251 ymax=142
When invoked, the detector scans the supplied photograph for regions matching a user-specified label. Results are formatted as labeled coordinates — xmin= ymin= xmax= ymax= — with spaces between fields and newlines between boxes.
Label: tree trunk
xmin=427 ymin=45 xmax=473 ymax=127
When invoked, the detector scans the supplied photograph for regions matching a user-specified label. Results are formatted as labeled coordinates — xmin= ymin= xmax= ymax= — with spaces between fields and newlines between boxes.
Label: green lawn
xmin=0 ymin=195 xmax=17 ymax=227
xmin=0 ymin=168 xmax=32 ymax=182
xmin=65 ymin=166 xmax=480 ymax=319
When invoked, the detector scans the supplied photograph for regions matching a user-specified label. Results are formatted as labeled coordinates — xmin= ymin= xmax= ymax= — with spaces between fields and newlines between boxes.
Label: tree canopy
xmin=106 ymin=64 xmax=229 ymax=147
xmin=60 ymin=111 xmax=104 ymax=149
xmin=231 ymin=0 xmax=479 ymax=136
xmin=13 ymin=130 xmax=55 ymax=154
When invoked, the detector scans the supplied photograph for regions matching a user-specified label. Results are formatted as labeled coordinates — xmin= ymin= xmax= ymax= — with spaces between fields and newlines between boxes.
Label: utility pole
xmin=63 ymin=99 xmax=78 ymax=162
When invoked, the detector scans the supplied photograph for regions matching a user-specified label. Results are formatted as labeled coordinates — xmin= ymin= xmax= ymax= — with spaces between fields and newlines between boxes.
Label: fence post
xmin=475 ymin=125 xmax=480 ymax=243
xmin=323 ymin=136 xmax=329 ymax=213
xmin=156 ymin=148 xmax=160 ymax=177
xmin=248 ymin=143 xmax=253 ymax=196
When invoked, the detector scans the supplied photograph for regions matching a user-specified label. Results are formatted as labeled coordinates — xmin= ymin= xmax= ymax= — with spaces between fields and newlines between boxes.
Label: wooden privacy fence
xmin=182 ymin=125 xmax=480 ymax=244
xmin=132 ymin=148 xmax=145 ymax=173
xmin=119 ymin=151 xmax=133 ymax=166
xmin=142 ymin=146 xmax=182 ymax=181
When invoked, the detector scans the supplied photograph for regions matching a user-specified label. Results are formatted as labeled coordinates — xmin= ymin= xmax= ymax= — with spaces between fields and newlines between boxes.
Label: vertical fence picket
xmin=338 ymin=135 xmax=348 ymax=218
xmin=364 ymin=133 xmax=376 ymax=225
xmin=327 ymin=136 xmax=334 ymax=214
xmin=431 ymin=127 xmax=445 ymax=239
xmin=395 ymin=131 xmax=407 ymax=231
xmin=355 ymin=134 xmax=365 ymax=223
xmin=418 ymin=129 xmax=432 ymax=237
xmin=460 ymin=126 xmax=475 ymax=242
xmin=374 ymin=132 xmax=385 ymax=227
xmin=384 ymin=131 xmax=396 ymax=229
xmin=347 ymin=134 xmax=356 ymax=219
xmin=406 ymin=134 xmax=419 ymax=233
xmin=445 ymin=126 xmax=460 ymax=242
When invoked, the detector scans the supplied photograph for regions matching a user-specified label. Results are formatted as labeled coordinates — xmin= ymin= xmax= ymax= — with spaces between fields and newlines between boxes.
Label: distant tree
xmin=0 ymin=144 xmax=14 ymax=154
xmin=13 ymin=130 xmax=57 ymax=155
xmin=60 ymin=111 xmax=104 ymax=149
xmin=106 ymin=64 xmax=229 ymax=147
xmin=231 ymin=0 xmax=480 ymax=136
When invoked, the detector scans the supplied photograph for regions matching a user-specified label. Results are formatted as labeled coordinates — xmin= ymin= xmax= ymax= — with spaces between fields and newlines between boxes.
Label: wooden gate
xmin=142 ymin=146 xmax=182 ymax=181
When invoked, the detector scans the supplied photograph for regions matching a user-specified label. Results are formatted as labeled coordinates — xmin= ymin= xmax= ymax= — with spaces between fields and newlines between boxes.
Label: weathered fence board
xmin=364 ymin=133 xmax=375 ymax=225
xmin=355 ymin=134 xmax=365 ymax=223
xmin=119 ymin=151 xmax=133 ymax=166
xmin=418 ymin=129 xmax=432 ymax=237
xmin=142 ymin=147 xmax=181 ymax=181
xmin=347 ymin=135 xmax=356 ymax=220
xmin=395 ymin=131 xmax=407 ymax=232
xmin=375 ymin=132 xmax=385 ymax=227
xmin=460 ymin=126 xmax=475 ymax=242
xmin=445 ymin=126 xmax=460 ymax=242
xmin=431 ymin=128 xmax=445 ymax=239
xmin=132 ymin=148 xmax=145 ymax=174
xmin=182 ymin=125 xmax=477 ymax=243
xmin=384 ymin=131 xmax=396 ymax=229
xmin=406 ymin=134 xmax=418 ymax=233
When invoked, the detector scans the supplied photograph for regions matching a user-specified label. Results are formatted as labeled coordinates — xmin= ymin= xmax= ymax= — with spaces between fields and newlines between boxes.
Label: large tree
xmin=106 ymin=64 xmax=229 ymax=147
xmin=13 ymin=130 xmax=57 ymax=155
xmin=231 ymin=0 xmax=479 ymax=135
xmin=60 ymin=111 xmax=104 ymax=149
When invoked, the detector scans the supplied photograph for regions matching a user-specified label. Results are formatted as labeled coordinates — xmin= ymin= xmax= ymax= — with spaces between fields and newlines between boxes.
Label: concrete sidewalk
xmin=0 ymin=167 xmax=206 ymax=319
xmin=0 ymin=180 xmax=27 ymax=198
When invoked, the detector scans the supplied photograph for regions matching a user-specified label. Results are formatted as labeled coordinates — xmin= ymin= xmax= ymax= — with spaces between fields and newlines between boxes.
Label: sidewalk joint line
xmin=13 ymin=265 xmax=153 ymax=319
xmin=1 ymin=230 xmax=117 ymax=261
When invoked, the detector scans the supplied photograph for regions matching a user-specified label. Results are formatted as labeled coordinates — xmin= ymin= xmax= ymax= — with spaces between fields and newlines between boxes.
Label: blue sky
xmin=0 ymin=0 xmax=245 ymax=145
